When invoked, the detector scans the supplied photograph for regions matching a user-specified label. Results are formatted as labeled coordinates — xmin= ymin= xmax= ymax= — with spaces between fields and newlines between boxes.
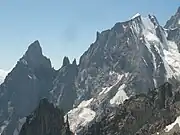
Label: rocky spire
xmin=20 ymin=40 xmax=52 ymax=69
xmin=25 ymin=40 xmax=42 ymax=57
xmin=63 ymin=56 xmax=70 ymax=66
xmin=96 ymin=31 xmax=101 ymax=41
xmin=72 ymin=58 xmax=77 ymax=66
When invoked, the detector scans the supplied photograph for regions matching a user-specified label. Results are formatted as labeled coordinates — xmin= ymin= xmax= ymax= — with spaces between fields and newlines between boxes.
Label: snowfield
xmin=67 ymin=98 xmax=96 ymax=133
xmin=110 ymin=84 xmax=129 ymax=105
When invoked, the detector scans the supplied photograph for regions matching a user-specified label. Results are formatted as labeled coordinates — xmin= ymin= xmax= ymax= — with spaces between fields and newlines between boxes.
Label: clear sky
xmin=0 ymin=0 xmax=179 ymax=70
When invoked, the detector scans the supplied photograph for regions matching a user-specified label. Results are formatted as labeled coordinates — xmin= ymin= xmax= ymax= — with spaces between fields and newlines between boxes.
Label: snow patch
xmin=110 ymin=84 xmax=129 ymax=105
xmin=178 ymin=19 xmax=180 ymax=25
xmin=78 ymin=98 xmax=93 ymax=108
xmin=164 ymin=116 xmax=180 ymax=132
xmin=78 ymin=108 xmax=96 ymax=125
xmin=28 ymin=75 xmax=32 ymax=79
xmin=145 ymin=32 xmax=160 ymax=42
xmin=67 ymin=107 xmax=96 ymax=133
xmin=67 ymin=98 xmax=95 ymax=133
xmin=142 ymin=16 xmax=156 ymax=34
xmin=131 ymin=13 xmax=141 ymax=19
xmin=164 ymin=41 xmax=180 ymax=79
xmin=0 ymin=120 xmax=9 ymax=135
xmin=99 ymin=73 xmax=126 ymax=96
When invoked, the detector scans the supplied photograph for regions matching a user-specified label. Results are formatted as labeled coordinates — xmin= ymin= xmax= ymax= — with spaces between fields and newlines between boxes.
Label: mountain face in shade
xmin=49 ymin=57 xmax=78 ymax=113
xmin=19 ymin=98 xmax=72 ymax=135
xmin=0 ymin=41 xmax=56 ymax=135
xmin=0 ymin=7 xmax=180 ymax=135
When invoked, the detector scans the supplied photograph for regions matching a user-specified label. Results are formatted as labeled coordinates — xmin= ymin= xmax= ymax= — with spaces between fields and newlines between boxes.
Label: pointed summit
xmin=72 ymin=58 xmax=77 ymax=66
xmin=63 ymin=56 xmax=70 ymax=66
xmin=19 ymin=40 xmax=51 ymax=69
xmin=26 ymin=40 xmax=42 ymax=57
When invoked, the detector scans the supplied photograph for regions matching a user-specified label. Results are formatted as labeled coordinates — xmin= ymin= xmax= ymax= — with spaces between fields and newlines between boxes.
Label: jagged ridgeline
xmin=0 ymin=6 xmax=179 ymax=135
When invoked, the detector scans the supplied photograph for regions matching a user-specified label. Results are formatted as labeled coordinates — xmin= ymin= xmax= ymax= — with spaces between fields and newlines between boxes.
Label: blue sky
xmin=0 ymin=0 xmax=179 ymax=70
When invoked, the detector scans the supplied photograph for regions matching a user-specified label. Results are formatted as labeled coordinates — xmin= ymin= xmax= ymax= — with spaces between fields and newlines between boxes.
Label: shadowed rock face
xmin=0 ymin=41 xmax=56 ymax=135
xmin=19 ymin=98 xmax=73 ymax=135
xmin=79 ymin=82 xmax=180 ymax=135
xmin=49 ymin=57 xmax=78 ymax=113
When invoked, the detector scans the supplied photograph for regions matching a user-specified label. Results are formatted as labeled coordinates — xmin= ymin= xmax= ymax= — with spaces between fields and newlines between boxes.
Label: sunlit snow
xmin=164 ymin=41 xmax=180 ymax=79
xmin=67 ymin=98 xmax=96 ymax=133
xmin=165 ymin=116 xmax=180 ymax=132
xmin=99 ymin=73 xmax=126 ymax=96
xmin=131 ymin=13 xmax=141 ymax=19
xmin=0 ymin=120 xmax=9 ymax=135
xmin=78 ymin=98 xmax=93 ymax=108
xmin=110 ymin=84 xmax=129 ymax=105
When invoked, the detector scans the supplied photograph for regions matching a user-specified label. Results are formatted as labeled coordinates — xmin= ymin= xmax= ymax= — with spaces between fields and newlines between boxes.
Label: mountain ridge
xmin=0 ymin=6 xmax=180 ymax=135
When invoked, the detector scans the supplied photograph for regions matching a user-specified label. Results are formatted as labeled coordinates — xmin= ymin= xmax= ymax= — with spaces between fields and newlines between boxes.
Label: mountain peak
xmin=131 ymin=13 xmax=141 ymax=19
xmin=26 ymin=40 xmax=42 ymax=56
xmin=62 ymin=56 xmax=70 ymax=66
xmin=18 ymin=40 xmax=52 ymax=69
xmin=72 ymin=58 xmax=77 ymax=65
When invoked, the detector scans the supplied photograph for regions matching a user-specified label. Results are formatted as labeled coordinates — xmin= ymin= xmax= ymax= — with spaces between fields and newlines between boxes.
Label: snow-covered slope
xmin=0 ymin=69 xmax=8 ymax=84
